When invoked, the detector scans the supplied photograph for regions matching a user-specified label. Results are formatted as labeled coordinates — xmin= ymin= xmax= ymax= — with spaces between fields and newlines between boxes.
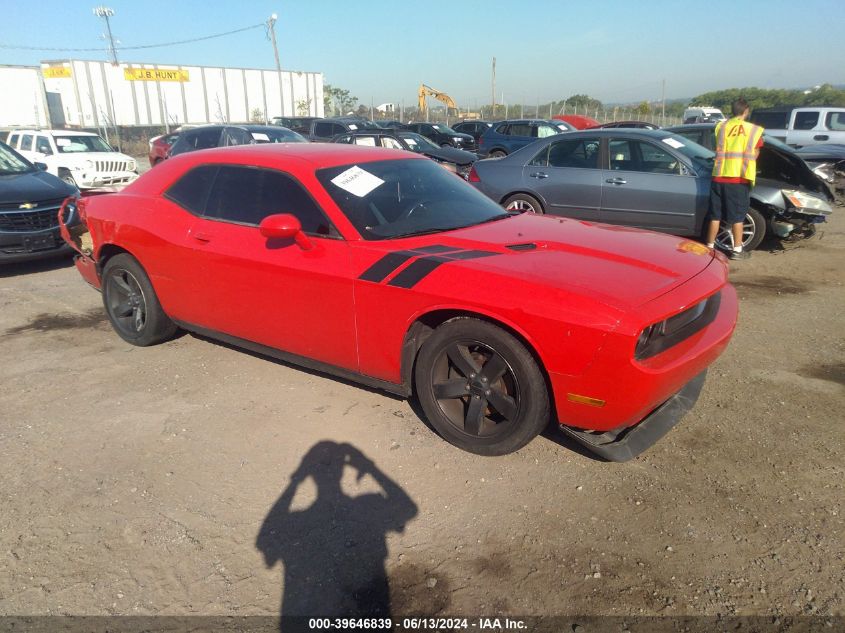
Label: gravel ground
xmin=0 ymin=180 xmax=843 ymax=625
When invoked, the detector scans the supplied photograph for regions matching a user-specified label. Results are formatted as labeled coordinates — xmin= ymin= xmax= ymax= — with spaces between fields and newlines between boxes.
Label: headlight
xmin=453 ymin=137 xmax=462 ymax=142
xmin=782 ymin=189 xmax=833 ymax=216
xmin=128 ymin=159 xmax=137 ymax=171
xmin=635 ymin=293 xmax=721 ymax=360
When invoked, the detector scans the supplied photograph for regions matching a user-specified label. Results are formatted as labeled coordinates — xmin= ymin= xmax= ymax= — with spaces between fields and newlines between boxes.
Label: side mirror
xmin=34 ymin=162 xmax=48 ymax=171
xmin=259 ymin=213 xmax=313 ymax=250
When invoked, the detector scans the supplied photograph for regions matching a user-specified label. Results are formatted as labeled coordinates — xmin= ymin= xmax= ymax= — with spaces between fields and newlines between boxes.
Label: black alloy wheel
xmin=102 ymin=253 xmax=178 ymax=346
xmin=415 ymin=318 xmax=549 ymax=455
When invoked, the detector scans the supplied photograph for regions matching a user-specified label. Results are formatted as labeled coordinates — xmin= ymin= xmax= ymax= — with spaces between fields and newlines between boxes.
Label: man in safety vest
xmin=705 ymin=98 xmax=764 ymax=260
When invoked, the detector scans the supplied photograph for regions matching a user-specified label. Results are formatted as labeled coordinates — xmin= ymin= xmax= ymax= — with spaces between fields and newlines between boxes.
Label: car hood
xmin=0 ymin=169 xmax=76 ymax=204
xmin=385 ymin=214 xmax=717 ymax=311
xmin=759 ymin=143 xmax=834 ymax=202
xmin=420 ymin=145 xmax=477 ymax=165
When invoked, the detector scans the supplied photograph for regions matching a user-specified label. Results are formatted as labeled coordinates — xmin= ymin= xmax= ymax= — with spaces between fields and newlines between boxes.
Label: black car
xmin=593 ymin=120 xmax=661 ymax=130
xmin=451 ymin=120 xmax=494 ymax=144
xmin=406 ymin=122 xmax=476 ymax=151
xmin=332 ymin=130 xmax=478 ymax=178
xmin=374 ymin=120 xmax=410 ymax=130
xmin=0 ymin=141 xmax=77 ymax=264
xmin=271 ymin=116 xmax=321 ymax=136
xmin=168 ymin=125 xmax=306 ymax=157
xmin=308 ymin=117 xmax=382 ymax=142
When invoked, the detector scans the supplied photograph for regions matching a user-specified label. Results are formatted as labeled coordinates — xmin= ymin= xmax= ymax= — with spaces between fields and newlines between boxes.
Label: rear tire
xmin=489 ymin=149 xmax=507 ymax=158
xmin=102 ymin=253 xmax=177 ymax=346
xmin=503 ymin=193 xmax=543 ymax=214
xmin=414 ymin=318 xmax=550 ymax=456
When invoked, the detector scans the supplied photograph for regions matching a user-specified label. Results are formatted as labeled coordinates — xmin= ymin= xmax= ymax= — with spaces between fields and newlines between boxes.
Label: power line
xmin=0 ymin=22 xmax=264 ymax=53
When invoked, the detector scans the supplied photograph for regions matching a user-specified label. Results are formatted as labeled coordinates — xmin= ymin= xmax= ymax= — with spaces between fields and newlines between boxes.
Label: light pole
xmin=93 ymin=6 xmax=118 ymax=66
xmin=267 ymin=13 xmax=281 ymax=72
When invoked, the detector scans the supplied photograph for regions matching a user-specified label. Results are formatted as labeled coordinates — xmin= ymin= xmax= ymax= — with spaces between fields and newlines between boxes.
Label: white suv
xmin=5 ymin=130 xmax=138 ymax=189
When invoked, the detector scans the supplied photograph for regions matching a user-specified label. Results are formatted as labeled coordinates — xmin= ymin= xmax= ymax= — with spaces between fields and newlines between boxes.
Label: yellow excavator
xmin=418 ymin=84 xmax=458 ymax=116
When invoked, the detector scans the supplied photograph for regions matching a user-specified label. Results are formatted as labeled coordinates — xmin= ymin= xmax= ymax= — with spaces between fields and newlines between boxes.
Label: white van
xmin=749 ymin=107 xmax=845 ymax=148
xmin=683 ymin=106 xmax=726 ymax=124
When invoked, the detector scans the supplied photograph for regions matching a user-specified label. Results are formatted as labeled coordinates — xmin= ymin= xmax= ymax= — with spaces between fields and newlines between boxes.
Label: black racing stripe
xmin=387 ymin=256 xmax=447 ymax=288
xmin=358 ymin=251 xmax=416 ymax=282
xmin=412 ymin=244 xmax=458 ymax=254
xmin=443 ymin=250 xmax=499 ymax=260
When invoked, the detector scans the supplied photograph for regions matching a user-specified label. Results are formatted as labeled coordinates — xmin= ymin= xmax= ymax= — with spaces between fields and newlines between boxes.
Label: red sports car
xmin=58 ymin=144 xmax=737 ymax=459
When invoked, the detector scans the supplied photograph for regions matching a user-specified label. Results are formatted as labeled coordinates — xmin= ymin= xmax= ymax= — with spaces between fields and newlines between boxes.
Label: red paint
xmin=58 ymin=144 xmax=737 ymax=433
xmin=553 ymin=114 xmax=601 ymax=130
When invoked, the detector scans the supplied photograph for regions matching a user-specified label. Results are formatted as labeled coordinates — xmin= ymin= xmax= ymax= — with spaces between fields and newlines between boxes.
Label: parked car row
xmin=469 ymin=128 xmax=834 ymax=251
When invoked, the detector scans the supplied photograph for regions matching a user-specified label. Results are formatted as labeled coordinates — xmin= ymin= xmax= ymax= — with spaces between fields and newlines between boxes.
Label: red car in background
xmin=553 ymin=114 xmax=600 ymax=129
xmin=147 ymin=131 xmax=180 ymax=166
xmin=58 ymin=144 xmax=737 ymax=459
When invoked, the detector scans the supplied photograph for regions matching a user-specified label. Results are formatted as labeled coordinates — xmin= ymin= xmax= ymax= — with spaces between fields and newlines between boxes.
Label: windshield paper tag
xmin=56 ymin=138 xmax=71 ymax=146
xmin=662 ymin=138 xmax=685 ymax=149
xmin=331 ymin=165 xmax=385 ymax=197
xmin=348 ymin=124 xmax=358 ymax=130
xmin=251 ymin=132 xmax=269 ymax=141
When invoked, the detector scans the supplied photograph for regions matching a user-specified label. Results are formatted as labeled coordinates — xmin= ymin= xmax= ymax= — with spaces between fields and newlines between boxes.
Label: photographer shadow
xmin=256 ymin=441 xmax=417 ymax=629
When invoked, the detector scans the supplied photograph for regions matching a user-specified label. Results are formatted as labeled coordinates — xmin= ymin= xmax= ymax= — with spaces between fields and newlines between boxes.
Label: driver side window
xmin=204 ymin=166 xmax=337 ymax=236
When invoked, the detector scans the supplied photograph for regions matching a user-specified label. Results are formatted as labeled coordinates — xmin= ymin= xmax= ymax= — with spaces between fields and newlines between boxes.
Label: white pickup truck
xmin=5 ymin=129 xmax=138 ymax=189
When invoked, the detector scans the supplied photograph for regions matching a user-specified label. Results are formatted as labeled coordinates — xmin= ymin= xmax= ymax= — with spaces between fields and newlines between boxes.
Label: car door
xmin=522 ymin=137 xmax=603 ymax=220
xmin=787 ymin=110 xmax=822 ymax=147
xmin=600 ymin=138 xmax=700 ymax=234
xmin=179 ymin=164 xmax=358 ymax=371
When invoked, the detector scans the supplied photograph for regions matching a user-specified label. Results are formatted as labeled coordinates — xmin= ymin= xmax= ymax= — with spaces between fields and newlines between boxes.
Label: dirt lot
xmin=0 ymin=190 xmax=843 ymax=626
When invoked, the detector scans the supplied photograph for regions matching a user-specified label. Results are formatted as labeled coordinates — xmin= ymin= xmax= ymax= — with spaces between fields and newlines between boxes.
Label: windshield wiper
xmin=384 ymin=214 xmax=511 ymax=239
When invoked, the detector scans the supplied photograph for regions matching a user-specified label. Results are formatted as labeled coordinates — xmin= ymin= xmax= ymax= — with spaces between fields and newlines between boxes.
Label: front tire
xmin=715 ymin=206 xmax=766 ymax=251
xmin=414 ymin=318 xmax=550 ymax=456
xmin=503 ymin=193 xmax=543 ymax=214
xmin=489 ymin=149 xmax=507 ymax=158
xmin=58 ymin=169 xmax=77 ymax=188
xmin=102 ymin=253 xmax=177 ymax=346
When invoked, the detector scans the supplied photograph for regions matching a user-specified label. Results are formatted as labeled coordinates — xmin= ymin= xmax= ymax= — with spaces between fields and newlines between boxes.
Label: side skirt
xmin=173 ymin=321 xmax=411 ymax=398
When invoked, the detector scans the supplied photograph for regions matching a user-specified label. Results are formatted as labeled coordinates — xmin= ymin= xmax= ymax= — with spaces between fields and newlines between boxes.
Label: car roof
xmin=173 ymin=142 xmax=421 ymax=168
xmin=14 ymin=129 xmax=100 ymax=137
xmin=663 ymin=123 xmax=715 ymax=130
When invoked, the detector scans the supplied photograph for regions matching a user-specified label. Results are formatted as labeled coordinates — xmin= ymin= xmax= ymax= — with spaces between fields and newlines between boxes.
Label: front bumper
xmin=76 ymin=171 xmax=138 ymax=189
xmin=0 ymin=228 xmax=72 ymax=263
xmin=559 ymin=370 xmax=707 ymax=462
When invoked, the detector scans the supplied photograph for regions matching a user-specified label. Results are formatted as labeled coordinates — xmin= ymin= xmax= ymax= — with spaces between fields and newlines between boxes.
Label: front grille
xmin=0 ymin=202 xmax=62 ymax=232
xmin=94 ymin=160 xmax=132 ymax=173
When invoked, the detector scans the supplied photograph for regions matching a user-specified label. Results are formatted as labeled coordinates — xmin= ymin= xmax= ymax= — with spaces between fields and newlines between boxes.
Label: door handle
xmin=192 ymin=231 xmax=212 ymax=243
xmin=529 ymin=172 xmax=549 ymax=179
xmin=605 ymin=178 xmax=627 ymax=185
xmin=814 ymin=135 xmax=829 ymax=141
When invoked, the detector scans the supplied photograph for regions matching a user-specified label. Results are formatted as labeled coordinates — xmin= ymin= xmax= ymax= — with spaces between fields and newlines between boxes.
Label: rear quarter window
xmin=164 ymin=165 xmax=219 ymax=214
xmin=750 ymin=111 xmax=789 ymax=129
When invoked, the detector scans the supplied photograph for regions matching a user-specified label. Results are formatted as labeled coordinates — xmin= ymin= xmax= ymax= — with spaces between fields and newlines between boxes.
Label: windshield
xmin=398 ymin=132 xmax=439 ymax=152
xmin=431 ymin=124 xmax=459 ymax=135
xmin=316 ymin=158 xmax=508 ymax=240
xmin=0 ymin=143 xmax=35 ymax=174
xmin=55 ymin=135 xmax=112 ymax=153
xmin=659 ymin=133 xmax=714 ymax=170
xmin=248 ymin=128 xmax=307 ymax=143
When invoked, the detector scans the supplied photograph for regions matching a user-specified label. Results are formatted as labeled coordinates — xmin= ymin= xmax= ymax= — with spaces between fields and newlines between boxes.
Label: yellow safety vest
xmin=712 ymin=117 xmax=764 ymax=184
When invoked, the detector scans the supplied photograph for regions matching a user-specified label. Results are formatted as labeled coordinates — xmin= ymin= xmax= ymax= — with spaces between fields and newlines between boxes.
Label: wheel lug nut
xmin=485 ymin=389 xmax=491 ymax=395
xmin=470 ymin=373 xmax=476 ymax=378
xmin=465 ymin=384 xmax=470 ymax=390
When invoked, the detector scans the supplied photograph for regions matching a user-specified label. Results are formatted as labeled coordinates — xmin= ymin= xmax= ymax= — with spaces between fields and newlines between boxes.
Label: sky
xmin=2 ymin=0 xmax=844 ymax=107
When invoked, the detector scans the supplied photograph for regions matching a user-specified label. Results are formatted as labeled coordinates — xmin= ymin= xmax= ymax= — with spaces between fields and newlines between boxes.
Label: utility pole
xmin=93 ymin=6 xmax=118 ymax=66
xmin=661 ymin=78 xmax=666 ymax=125
xmin=267 ymin=13 xmax=281 ymax=72
xmin=491 ymin=57 xmax=496 ymax=119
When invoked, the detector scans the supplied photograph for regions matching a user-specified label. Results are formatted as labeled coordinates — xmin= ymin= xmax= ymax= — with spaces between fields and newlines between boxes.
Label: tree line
xmin=323 ymin=84 xmax=845 ymax=120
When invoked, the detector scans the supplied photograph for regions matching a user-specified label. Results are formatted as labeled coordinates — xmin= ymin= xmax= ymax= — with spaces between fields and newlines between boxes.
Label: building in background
xmin=0 ymin=60 xmax=324 ymax=130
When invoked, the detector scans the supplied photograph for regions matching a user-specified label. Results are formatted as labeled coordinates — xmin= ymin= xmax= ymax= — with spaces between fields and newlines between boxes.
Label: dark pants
xmin=708 ymin=181 xmax=750 ymax=225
